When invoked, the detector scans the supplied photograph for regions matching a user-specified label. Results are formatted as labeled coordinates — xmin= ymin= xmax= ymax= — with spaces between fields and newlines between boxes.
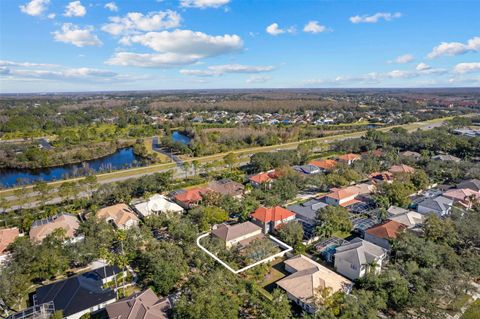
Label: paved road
xmin=152 ymin=136 xmax=184 ymax=165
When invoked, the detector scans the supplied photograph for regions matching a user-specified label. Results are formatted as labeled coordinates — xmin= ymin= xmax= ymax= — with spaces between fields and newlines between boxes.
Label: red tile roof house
xmin=442 ymin=188 xmax=480 ymax=208
xmin=364 ymin=220 xmax=407 ymax=250
xmin=173 ymin=187 xmax=207 ymax=209
xmin=369 ymin=171 xmax=394 ymax=184
xmin=250 ymin=206 xmax=296 ymax=233
xmin=388 ymin=164 xmax=415 ymax=175
xmin=0 ymin=227 xmax=20 ymax=264
xmin=337 ymin=153 xmax=361 ymax=165
xmin=309 ymin=159 xmax=337 ymax=172
xmin=248 ymin=170 xmax=281 ymax=189
xmin=322 ymin=187 xmax=361 ymax=207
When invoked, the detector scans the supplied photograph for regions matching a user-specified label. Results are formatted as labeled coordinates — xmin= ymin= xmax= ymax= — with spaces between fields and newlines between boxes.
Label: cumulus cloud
xmin=180 ymin=0 xmax=230 ymax=8
xmin=428 ymin=36 xmax=480 ymax=58
xmin=104 ymin=2 xmax=118 ymax=12
xmin=180 ymin=64 xmax=275 ymax=76
xmin=47 ymin=13 xmax=55 ymax=19
xmin=266 ymin=23 xmax=295 ymax=36
xmin=350 ymin=12 xmax=401 ymax=24
xmin=52 ymin=23 xmax=102 ymax=47
xmin=303 ymin=21 xmax=327 ymax=34
xmin=64 ymin=1 xmax=86 ymax=17
xmin=390 ymin=54 xmax=415 ymax=64
xmin=416 ymin=62 xmax=431 ymax=71
xmin=102 ymin=11 xmax=181 ymax=36
xmin=454 ymin=62 xmax=480 ymax=74
xmin=0 ymin=60 xmax=144 ymax=83
xmin=19 ymin=0 xmax=50 ymax=16
xmin=106 ymin=52 xmax=202 ymax=67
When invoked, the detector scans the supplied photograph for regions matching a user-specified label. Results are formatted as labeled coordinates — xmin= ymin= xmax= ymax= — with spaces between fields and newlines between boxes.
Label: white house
xmin=134 ymin=194 xmax=184 ymax=218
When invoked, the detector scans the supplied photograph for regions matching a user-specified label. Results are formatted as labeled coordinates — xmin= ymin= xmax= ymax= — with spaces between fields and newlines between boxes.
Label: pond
xmin=172 ymin=131 xmax=192 ymax=144
xmin=0 ymin=148 xmax=143 ymax=188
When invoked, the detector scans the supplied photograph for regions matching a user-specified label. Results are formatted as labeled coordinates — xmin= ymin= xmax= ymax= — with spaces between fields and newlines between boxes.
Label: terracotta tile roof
xmin=106 ymin=288 xmax=170 ymax=319
xmin=337 ymin=153 xmax=361 ymax=161
xmin=309 ymin=159 xmax=337 ymax=170
xmin=250 ymin=206 xmax=296 ymax=223
xmin=443 ymin=188 xmax=479 ymax=201
xmin=174 ymin=188 xmax=205 ymax=204
xmin=325 ymin=187 xmax=359 ymax=200
xmin=388 ymin=164 xmax=415 ymax=174
xmin=339 ymin=198 xmax=362 ymax=207
xmin=29 ymin=214 xmax=79 ymax=242
xmin=207 ymin=179 xmax=245 ymax=197
xmin=366 ymin=220 xmax=407 ymax=240
xmin=0 ymin=227 xmax=20 ymax=253
xmin=96 ymin=204 xmax=139 ymax=228
xmin=369 ymin=171 xmax=394 ymax=182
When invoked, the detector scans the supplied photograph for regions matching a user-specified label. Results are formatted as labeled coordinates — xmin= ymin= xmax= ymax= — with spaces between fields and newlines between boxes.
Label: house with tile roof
xmin=248 ymin=170 xmax=281 ymax=188
xmin=293 ymin=164 xmax=321 ymax=175
xmin=323 ymin=187 xmax=360 ymax=207
xmin=369 ymin=171 xmax=394 ymax=184
xmin=29 ymin=214 xmax=80 ymax=243
xmin=207 ymin=179 xmax=245 ymax=198
xmin=388 ymin=211 xmax=425 ymax=228
xmin=432 ymin=154 xmax=461 ymax=163
xmin=309 ymin=159 xmax=337 ymax=172
xmin=388 ymin=164 xmax=415 ymax=174
xmin=173 ymin=188 xmax=206 ymax=209
xmin=134 ymin=194 xmax=184 ymax=218
xmin=211 ymin=221 xmax=263 ymax=249
xmin=400 ymin=151 xmax=422 ymax=160
xmin=106 ymin=288 xmax=171 ymax=319
xmin=277 ymin=255 xmax=352 ymax=314
xmin=364 ymin=220 xmax=407 ymax=250
xmin=336 ymin=153 xmax=361 ymax=165
xmin=416 ymin=196 xmax=453 ymax=217
xmin=250 ymin=206 xmax=296 ymax=233
xmin=443 ymin=188 xmax=479 ymax=208
xmin=334 ymin=238 xmax=388 ymax=280
xmin=0 ymin=227 xmax=19 ymax=254
xmin=96 ymin=204 xmax=140 ymax=230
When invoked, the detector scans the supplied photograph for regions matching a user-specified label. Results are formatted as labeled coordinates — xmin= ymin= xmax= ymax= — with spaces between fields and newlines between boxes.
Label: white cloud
xmin=428 ymin=36 xmax=480 ymax=58
xmin=104 ymin=2 xmax=118 ymax=12
xmin=106 ymin=52 xmax=203 ymax=67
xmin=52 ymin=23 xmax=102 ymax=47
xmin=246 ymin=75 xmax=270 ymax=83
xmin=303 ymin=21 xmax=327 ymax=34
xmin=416 ymin=62 xmax=431 ymax=71
xmin=102 ymin=11 xmax=181 ymax=36
xmin=47 ymin=13 xmax=55 ymax=19
xmin=0 ymin=60 xmax=144 ymax=83
xmin=350 ymin=12 xmax=401 ymax=24
xmin=180 ymin=64 xmax=275 ymax=76
xmin=64 ymin=1 xmax=86 ymax=17
xmin=180 ymin=0 xmax=230 ymax=8
xmin=390 ymin=54 xmax=415 ymax=64
xmin=454 ymin=62 xmax=480 ymax=74
xmin=266 ymin=23 xmax=295 ymax=36
xmin=19 ymin=0 xmax=50 ymax=16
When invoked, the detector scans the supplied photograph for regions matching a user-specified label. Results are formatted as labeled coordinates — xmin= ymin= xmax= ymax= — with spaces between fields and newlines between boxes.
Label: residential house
xmin=364 ymin=220 xmax=407 ymax=250
xmin=334 ymin=238 xmax=388 ymax=280
xmin=211 ymin=221 xmax=263 ymax=249
xmin=90 ymin=264 xmax=126 ymax=285
xmin=309 ymin=159 xmax=337 ymax=172
xmin=337 ymin=153 xmax=361 ymax=165
xmin=29 ymin=214 xmax=80 ymax=242
xmin=97 ymin=204 xmax=140 ymax=230
xmin=0 ymin=227 xmax=20 ymax=263
xmin=457 ymin=179 xmax=480 ymax=192
xmin=432 ymin=154 xmax=461 ymax=163
xmin=323 ymin=187 xmax=360 ymax=207
xmin=443 ymin=188 xmax=479 ymax=208
xmin=400 ymin=151 xmax=422 ymax=160
xmin=387 ymin=205 xmax=410 ymax=216
xmin=388 ymin=164 xmax=415 ymax=175
xmin=173 ymin=188 xmax=205 ymax=209
xmin=106 ymin=288 xmax=171 ymax=319
xmin=388 ymin=211 xmax=425 ymax=228
xmin=416 ymin=196 xmax=453 ymax=217
xmin=33 ymin=268 xmax=117 ymax=319
xmin=250 ymin=206 xmax=296 ymax=233
xmin=347 ymin=183 xmax=375 ymax=196
xmin=207 ymin=179 xmax=245 ymax=198
xmin=277 ymin=255 xmax=352 ymax=314
xmin=287 ymin=199 xmax=328 ymax=226
xmin=248 ymin=170 xmax=280 ymax=188
xmin=134 ymin=194 xmax=184 ymax=218
xmin=369 ymin=171 xmax=394 ymax=184
xmin=361 ymin=149 xmax=383 ymax=159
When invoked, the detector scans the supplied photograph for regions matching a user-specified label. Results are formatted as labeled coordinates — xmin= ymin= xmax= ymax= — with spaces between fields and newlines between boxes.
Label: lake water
xmin=172 ymin=131 xmax=192 ymax=144
xmin=0 ymin=148 xmax=143 ymax=188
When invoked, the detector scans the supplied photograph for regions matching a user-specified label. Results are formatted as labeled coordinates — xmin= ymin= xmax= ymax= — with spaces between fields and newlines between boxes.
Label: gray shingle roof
xmin=287 ymin=199 xmax=328 ymax=223
xmin=334 ymin=238 xmax=387 ymax=265
xmin=417 ymin=195 xmax=453 ymax=214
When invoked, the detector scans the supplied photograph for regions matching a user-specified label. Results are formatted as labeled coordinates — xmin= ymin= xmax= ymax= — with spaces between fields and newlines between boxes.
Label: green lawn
xmin=461 ymin=299 xmax=480 ymax=319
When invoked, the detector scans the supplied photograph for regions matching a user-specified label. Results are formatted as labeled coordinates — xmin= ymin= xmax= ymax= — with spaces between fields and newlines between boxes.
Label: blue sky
xmin=0 ymin=0 xmax=479 ymax=93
